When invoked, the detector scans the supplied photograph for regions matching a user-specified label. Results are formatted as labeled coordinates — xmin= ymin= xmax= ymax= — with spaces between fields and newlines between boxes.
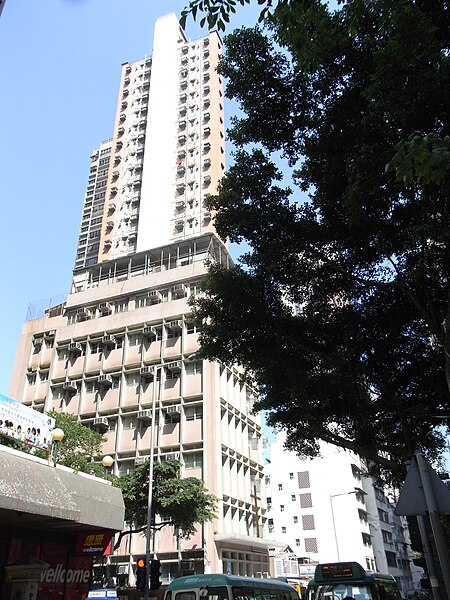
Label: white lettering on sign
xmin=40 ymin=563 xmax=90 ymax=584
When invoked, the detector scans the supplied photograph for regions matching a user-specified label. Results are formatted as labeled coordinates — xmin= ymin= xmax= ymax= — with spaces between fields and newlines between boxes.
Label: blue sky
xmin=0 ymin=0 xmax=260 ymax=395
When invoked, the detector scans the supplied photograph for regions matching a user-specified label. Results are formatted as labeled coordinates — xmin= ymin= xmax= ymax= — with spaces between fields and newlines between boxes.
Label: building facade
xmin=265 ymin=434 xmax=418 ymax=596
xmin=9 ymin=14 xmax=270 ymax=586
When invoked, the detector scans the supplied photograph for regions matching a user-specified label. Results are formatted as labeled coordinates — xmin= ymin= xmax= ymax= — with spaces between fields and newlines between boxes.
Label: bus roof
xmin=166 ymin=574 xmax=297 ymax=592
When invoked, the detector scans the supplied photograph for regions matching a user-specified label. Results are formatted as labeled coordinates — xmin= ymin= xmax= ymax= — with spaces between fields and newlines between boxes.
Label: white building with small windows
xmin=8 ymin=13 xmax=272 ymax=587
xmin=265 ymin=433 xmax=417 ymax=597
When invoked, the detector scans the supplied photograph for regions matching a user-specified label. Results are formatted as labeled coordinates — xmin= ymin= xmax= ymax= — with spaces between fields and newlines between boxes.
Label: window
xmin=302 ymin=515 xmax=315 ymax=530
xmin=185 ymin=361 xmax=202 ymax=376
xmin=281 ymin=527 xmax=286 ymax=534
xmin=378 ymin=508 xmax=389 ymax=523
xmin=27 ymin=373 xmax=37 ymax=385
xmin=126 ymin=373 xmax=140 ymax=387
xmin=265 ymin=476 xmax=271 ymax=485
xmin=90 ymin=341 xmax=102 ymax=354
xmin=185 ymin=452 xmax=203 ymax=469
xmin=295 ymin=539 xmax=301 ymax=546
xmin=280 ymin=505 xmax=285 ymax=512
xmin=289 ymin=472 xmax=294 ymax=480
xmin=293 ymin=516 xmax=298 ymax=524
xmin=115 ymin=299 xmax=128 ymax=313
xmin=304 ymin=538 xmax=318 ymax=553
xmin=33 ymin=339 xmax=42 ymax=353
xmin=385 ymin=551 xmax=397 ymax=568
xmin=85 ymin=380 xmax=96 ymax=393
xmin=186 ymin=322 xmax=197 ymax=334
xmin=291 ymin=495 xmax=296 ymax=501
xmin=185 ymin=406 xmax=203 ymax=421
xmin=300 ymin=493 xmax=313 ymax=508
xmin=362 ymin=532 xmax=372 ymax=547
xmin=278 ymin=484 xmax=283 ymax=491
xmin=45 ymin=338 xmax=54 ymax=349
xmin=39 ymin=371 xmax=49 ymax=382
xmin=128 ymin=333 xmax=142 ymax=347
xmin=297 ymin=471 xmax=310 ymax=488
xmin=382 ymin=529 xmax=393 ymax=544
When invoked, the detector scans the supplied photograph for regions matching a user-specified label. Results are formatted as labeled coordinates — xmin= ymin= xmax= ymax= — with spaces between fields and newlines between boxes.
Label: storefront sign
xmin=75 ymin=532 xmax=113 ymax=556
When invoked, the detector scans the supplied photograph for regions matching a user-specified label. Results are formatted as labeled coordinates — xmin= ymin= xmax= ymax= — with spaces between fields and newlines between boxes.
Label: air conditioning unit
xmin=172 ymin=284 xmax=186 ymax=299
xmin=203 ymin=211 xmax=211 ymax=221
xmin=175 ymin=220 xmax=184 ymax=230
xmin=147 ymin=290 xmax=162 ymax=304
xmin=96 ymin=374 xmax=113 ymax=388
xmin=165 ymin=361 xmax=182 ymax=372
xmin=93 ymin=417 xmax=109 ymax=430
xmin=102 ymin=335 xmax=116 ymax=347
xmin=163 ymin=452 xmax=180 ymax=462
xmin=142 ymin=326 xmax=157 ymax=340
xmin=140 ymin=366 xmax=155 ymax=379
xmin=168 ymin=320 xmax=183 ymax=331
xmin=76 ymin=308 xmax=89 ymax=321
xmin=63 ymin=380 xmax=77 ymax=394
xmin=68 ymin=342 xmax=82 ymax=355
xmin=99 ymin=302 xmax=112 ymax=315
xmin=134 ymin=456 xmax=146 ymax=466
xmin=137 ymin=410 xmax=152 ymax=423
xmin=165 ymin=406 xmax=181 ymax=419
xmin=175 ymin=200 xmax=185 ymax=210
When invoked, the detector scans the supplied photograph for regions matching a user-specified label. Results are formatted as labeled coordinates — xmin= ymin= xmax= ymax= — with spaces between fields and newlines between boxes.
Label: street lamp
xmin=51 ymin=428 xmax=64 ymax=467
xmin=144 ymin=364 xmax=162 ymax=600
xmin=329 ymin=489 xmax=360 ymax=561
xmin=102 ymin=455 xmax=114 ymax=477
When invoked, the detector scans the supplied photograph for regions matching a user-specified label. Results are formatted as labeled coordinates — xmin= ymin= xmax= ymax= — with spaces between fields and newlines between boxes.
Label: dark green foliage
xmin=111 ymin=460 xmax=216 ymax=541
xmin=35 ymin=410 xmax=105 ymax=476
xmin=191 ymin=0 xmax=450 ymax=484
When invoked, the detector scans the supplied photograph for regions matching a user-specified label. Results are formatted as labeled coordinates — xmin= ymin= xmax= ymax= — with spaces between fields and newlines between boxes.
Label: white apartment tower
xmin=265 ymin=434 xmax=417 ymax=596
xmin=9 ymin=14 xmax=269 ymax=584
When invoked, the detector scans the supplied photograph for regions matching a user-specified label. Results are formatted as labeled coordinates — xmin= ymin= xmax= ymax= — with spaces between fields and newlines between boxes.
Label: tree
xmin=189 ymin=0 xmax=450 ymax=484
xmin=111 ymin=459 xmax=217 ymax=549
xmin=37 ymin=410 xmax=106 ymax=476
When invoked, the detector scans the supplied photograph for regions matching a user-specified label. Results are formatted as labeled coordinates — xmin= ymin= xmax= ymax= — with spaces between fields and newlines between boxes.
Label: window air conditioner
xmin=63 ymin=380 xmax=77 ymax=393
xmin=172 ymin=285 xmax=186 ymax=298
xmin=166 ymin=405 xmax=181 ymax=414
xmin=102 ymin=335 xmax=116 ymax=347
xmin=142 ymin=326 xmax=157 ymax=339
xmin=99 ymin=302 xmax=112 ymax=314
xmin=165 ymin=361 xmax=182 ymax=372
xmin=97 ymin=374 xmax=113 ymax=387
xmin=137 ymin=410 xmax=152 ymax=422
xmin=93 ymin=417 xmax=109 ymax=429
xmin=68 ymin=342 xmax=82 ymax=354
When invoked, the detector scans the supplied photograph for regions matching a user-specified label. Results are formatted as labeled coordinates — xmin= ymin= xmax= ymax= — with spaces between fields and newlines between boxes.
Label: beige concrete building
xmin=9 ymin=13 xmax=270 ymax=586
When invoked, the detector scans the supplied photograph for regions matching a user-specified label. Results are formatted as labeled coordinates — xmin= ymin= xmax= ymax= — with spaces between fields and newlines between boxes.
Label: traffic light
xmin=150 ymin=559 xmax=162 ymax=590
xmin=136 ymin=558 xmax=147 ymax=591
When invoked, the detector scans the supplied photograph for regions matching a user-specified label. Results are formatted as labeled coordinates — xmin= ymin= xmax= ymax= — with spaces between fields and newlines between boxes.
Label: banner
xmin=0 ymin=393 xmax=55 ymax=451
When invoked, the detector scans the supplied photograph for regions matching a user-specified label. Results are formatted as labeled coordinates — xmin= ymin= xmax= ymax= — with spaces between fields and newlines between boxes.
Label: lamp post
xmin=144 ymin=364 xmax=162 ymax=600
xmin=51 ymin=428 xmax=64 ymax=467
xmin=329 ymin=489 xmax=360 ymax=561
xmin=102 ymin=455 xmax=114 ymax=477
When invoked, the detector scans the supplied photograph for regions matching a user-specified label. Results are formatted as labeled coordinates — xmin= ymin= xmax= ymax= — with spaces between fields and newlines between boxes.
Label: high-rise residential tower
xmin=9 ymin=14 xmax=270 ymax=585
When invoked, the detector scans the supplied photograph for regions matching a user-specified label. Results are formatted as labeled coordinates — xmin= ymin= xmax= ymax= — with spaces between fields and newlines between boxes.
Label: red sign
xmin=75 ymin=532 xmax=113 ymax=557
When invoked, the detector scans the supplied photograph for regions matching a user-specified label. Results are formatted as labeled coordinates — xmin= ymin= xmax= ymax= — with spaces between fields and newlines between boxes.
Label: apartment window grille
xmin=115 ymin=299 xmax=129 ymax=313
xmin=297 ymin=471 xmax=310 ymax=488
xmin=362 ymin=532 xmax=372 ymax=547
xmin=302 ymin=515 xmax=315 ymax=530
xmin=299 ymin=493 xmax=313 ymax=508
xmin=304 ymin=538 xmax=317 ymax=553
